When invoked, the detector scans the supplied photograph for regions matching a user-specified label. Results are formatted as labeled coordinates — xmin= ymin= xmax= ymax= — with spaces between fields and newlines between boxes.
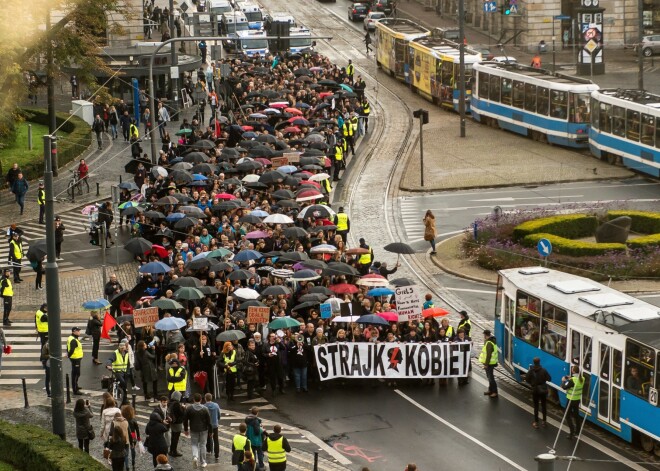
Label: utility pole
xmin=43 ymin=135 xmax=65 ymax=439
xmin=169 ymin=0 xmax=180 ymax=122
xmin=46 ymin=9 xmax=58 ymax=176
xmin=413 ymin=109 xmax=429 ymax=187
xmin=638 ymin=0 xmax=644 ymax=89
xmin=458 ymin=0 xmax=466 ymax=137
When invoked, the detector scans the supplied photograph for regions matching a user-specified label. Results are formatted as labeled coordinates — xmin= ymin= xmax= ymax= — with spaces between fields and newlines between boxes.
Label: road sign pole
xmin=458 ymin=0 xmax=466 ymax=138
xmin=552 ymin=19 xmax=556 ymax=72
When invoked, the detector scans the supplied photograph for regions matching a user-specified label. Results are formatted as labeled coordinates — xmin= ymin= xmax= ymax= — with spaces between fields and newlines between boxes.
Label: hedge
xmin=513 ymin=214 xmax=598 ymax=241
xmin=17 ymin=108 xmax=91 ymax=181
xmin=523 ymin=233 xmax=627 ymax=256
xmin=0 ymin=419 xmax=105 ymax=471
xmin=627 ymin=234 xmax=660 ymax=250
xmin=607 ymin=210 xmax=660 ymax=234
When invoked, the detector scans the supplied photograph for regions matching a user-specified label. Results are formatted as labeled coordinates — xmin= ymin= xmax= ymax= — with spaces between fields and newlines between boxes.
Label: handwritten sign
xmin=320 ymin=303 xmax=332 ymax=319
xmin=132 ymin=307 xmax=159 ymax=328
xmin=271 ymin=156 xmax=288 ymax=169
xmin=395 ymin=285 xmax=423 ymax=322
xmin=192 ymin=316 xmax=209 ymax=331
xmin=283 ymin=152 xmax=300 ymax=164
xmin=247 ymin=306 xmax=270 ymax=324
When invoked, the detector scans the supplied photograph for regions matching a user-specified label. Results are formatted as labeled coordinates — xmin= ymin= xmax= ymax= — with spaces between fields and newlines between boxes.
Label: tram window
xmin=613 ymin=349 xmax=622 ymax=387
xmin=625 ymin=339 xmax=654 ymax=400
xmin=550 ymin=90 xmax=567 ymax=120
xmin=626 ymin=109 xmax=640 ymax=141
xmin=501 ymin=78 xmax=512 ymax=105
xmin=599 ymin=102 xmax=612 ymax=133
xmin=512 ymin=81 xmax=524 ymax=109
xmin=478 ymin=72 xmax=490 ymax=99
xmin=515 ymin=291 xmax=541 ymax=347
xmin=571 ymin=331 xmax=580 ymax=365
xmin=600 ymin=344 xmax=610 ymax=380
xmin=656 ymin=116 xmax=660 ymax=149
xmin=490 ymin=75 xmax=501 ymax=102
xmin=537 ymin=87 xmax=549 ymax=115
xmin=569 ymin=93 xmax=590 ymax=123
xmin=540 ymin=302 xmax=567 ymax=358
xmin=641 ymin=114 xmax=655 ymax=146
xmin=441 ymin=61 xmax=453 ymax=87
xmin=612 ymin=106 xmax=626 ymax=137
xmin=591 ymin=99 xmax=599 ymax=129
xmin=524 ymin=83 xmax=537 ymax=112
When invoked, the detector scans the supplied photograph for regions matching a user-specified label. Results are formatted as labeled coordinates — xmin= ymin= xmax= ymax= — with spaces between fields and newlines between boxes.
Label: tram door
xmin=570 ymin=329 xmax=593 ymax=410
xmin=597 ymin=342 xmax=622 ymax=427
xmin=503 ymin=296 xmax=515 ymax=369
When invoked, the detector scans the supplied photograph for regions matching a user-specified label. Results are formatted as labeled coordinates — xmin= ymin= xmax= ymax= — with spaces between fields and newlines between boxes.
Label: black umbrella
xmin=213 ymin=201 xmax=241 ymax=212
xmin=324 ymin=262 xmax=359 ymax=276
xmin=216 ymin=330 xmax=247 ymax=342
xmin=122 ymin=206 xmax=143 ymax=217
xmin=259 ymin=171 xmax=286 ymax=184
xmin=155 ymin=228 xmax=174 ymax=239
xmin=183 ymin=152 xmax=209 ymax=164
xmin=239 ymin=300 xmax=266 ymax=310
xmin=248 ymin=146 xmax=273 ymax=158
xmin=261 ymin=285 xmax=291 ymax=296
xmin=293 ymin=68 xmax=313 ymax=76
xmin=391 ymin=277 xmax=415 ymax=287
xmin=210 ymin=261 xmax=234 ymax=272
xmin=239 ymin=214 xmax=263 ymax=225
xmin=228 ymin=269 xmax=253 ymax=281
xmin=192 ymin=140 xmax=216 ymax=150
xmin=26 ymin=239 xmax=47 ymax=262
xmin=384 ymin=242 xmax=416 ymax=264
xmin=245 ymin=182 xmax=268 ymax=190
xmin=171 ymin=276 xmax=203 ymax=288
xmin=145 ymin=210 xmax=166 ymax=220
xmin=156 ymin=196 xmax=179 ymax=205
xmin=299 ymin=293 xmax=327 ymax=303
xmin=109 ymin=290 xmax=131 ymax=308
xmin=272 ymin=189 xmax=295 ymax=200
xmin=119 ymin=182 xmax=140 ymax=191
xmin=283 ymin=226 xmax=308 ymax=239
xmin=192 ymin=163 xmax=216 ymax=174
xmin=173 ymin=193 xmax=194 ymax=203
xmin=292 ymin=301 xmax=320 ymax=312
xmin=237 ymin=160 xmax=263 ymax=172
xmin=256 ymin=134 xmax=277 ymax=144
xmin=278 ymin=199 xmax=299 ymax=208
xmin=123 ymin=237 xmax=153 ymax=255
xmin=309 ymin=286 xmax=334 ymax=296
xmin=116 ymin=315 xmax=134 ymax=324
xmin=318 ymin=79 xmax=338 ymax=86
xmin=174 ymin=217 xmax=200 ymax=229
xmin=186 ymin=257 xmax=213 ymax=270
xmin=171 ymin=170 xmax=193 ymax=183
xmin=278 ymin=251 xmax=309 ymax=262
xmin=301 ymin=259 xmax=327 ymax=270
xmin=199 ymin=286 xmax=221 ymax=295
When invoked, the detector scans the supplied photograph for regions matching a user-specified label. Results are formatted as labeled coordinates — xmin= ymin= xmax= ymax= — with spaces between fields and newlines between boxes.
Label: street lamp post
xmin=413 ymin=109 xmax=429 ymax=186
xmin=169 ymin=0 xmax=179 ymax=122
xmin=458 ymin=0 xmax=466 ymax=138
xmin=638 ymin=0 xmax=644 ymax=89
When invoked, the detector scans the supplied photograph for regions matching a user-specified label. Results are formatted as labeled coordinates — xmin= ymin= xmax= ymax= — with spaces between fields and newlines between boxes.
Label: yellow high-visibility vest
xmin=223 ymin=350 xmax=237 ymax=373
xmin=168 ymin=367 xmax=187 ymax=391
xmin=358 ymin=248 xmax=372 ymax=265
xmin=10 ymin=240 xmax=23 ymax=260
xmin=1 ymin=279 xmax=13 ymax=297
xmin=67 ymin=336 xmax=83 ymax=359
xmin=334 ymin=146 xmax=343 ymax=161
xmin=112 ymin=349 xmax=129 ymax=372
xmin=336 ymin=213 xmax=349 ymax=231
xmin=36 ymin=309 xmax=48 ymax=333
xmin=347 ymin=64 xmax=354 ymax=77
xmin=479 ymin=340 xmax=498 ymax=365
xmin=267 ymin=436 xmax=287 ymax=463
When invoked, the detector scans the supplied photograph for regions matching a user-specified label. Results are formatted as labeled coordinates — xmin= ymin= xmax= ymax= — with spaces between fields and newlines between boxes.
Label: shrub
xmin=18 ymin=108 xmax=91 ymax=181
xmin=522 ymin=233 xmax=626 ymax=257
xmin=512 ymin=214 xmax=598 ymax=241
xmin=0 ymin=419 xmax=105 ymax=471
xmin=607 ymin=210 xmax=660 ymax=234
xmin=627 ymin=234 xmax=660 ymax=250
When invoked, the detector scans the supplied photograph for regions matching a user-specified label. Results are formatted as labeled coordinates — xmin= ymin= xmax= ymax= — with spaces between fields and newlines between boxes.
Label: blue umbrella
xmin=155 ymin=317 xmax=187 ymax=331
xmin=250 ymin=210 xmax=269 ymax=217
xmin=192 ymin=251 xmax=210 ymax=261
xmin=295 ymin=102 xmax=311 ymax=109
xmin=368 ymin=287 xmax=395 ymax=297
xmin=357 ymin=314 xmax=389 ymax=326
xmin=166 ymin=213 xmax=186 ymax=222
xmin=192 ymin=174 xmax=208 ymax=181
xmin=82 ymin=298 xmax=111 ymax=311
xmin=233 ymin=250 xmax=263 ymax=262
xmin=243 ymin=132 xmax=258 ymax=139
xmin=118 ymin=182 xmax=139 ymax=191
xmin=139 ymin=261 xmax=171 ymax=274
xmin=340 ymin=84 xmax=353 ymax=92
xmin=278 ymin=165 xmax=298 ymax=174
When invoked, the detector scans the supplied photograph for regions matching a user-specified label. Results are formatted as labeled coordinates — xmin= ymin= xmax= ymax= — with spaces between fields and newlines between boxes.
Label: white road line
xmin=395 ymin=389 xmax=528 ymax=471
xmin=469 ymin=374 xmax=648 ymax=471
xmin=638 ymin=294 xmax=660 ymax=299
xmin=406 ymin=229 xmax=466 ymax=243
xmin=470 ymin=195 xmax=583 ymax=202
xmin=445 ymin=287 xmax=496 ymax=294
xmin=437 ymin=198 xmax=660 ymax=212
xmin=0 ymin=378 xmax=41 ymax=385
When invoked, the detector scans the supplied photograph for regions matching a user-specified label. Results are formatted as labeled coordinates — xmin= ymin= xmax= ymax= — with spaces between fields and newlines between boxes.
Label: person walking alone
xmin=479 ymin=329 xmax=498 ymax=398
xmin=73 ymin=398 xmax=94 ymax=453
xmin=11 ymin=172 xmax=28 ymax=215
xmin=55 ymin=216 xmax=65 ymax=260
xmin=92 ymin=114 xmax=105 ymax=150
xmin=364 ymin=31 xmax=372 ymax=55
xmin=526 ymin=357 xmax=551 ymax=428
xmin=562 ymin=364 xmax=584 ymax=440
xmin=423 ymin=210 xmax=437 ymax=255
xmin=183 ymin=393 xmax=211 ymax=468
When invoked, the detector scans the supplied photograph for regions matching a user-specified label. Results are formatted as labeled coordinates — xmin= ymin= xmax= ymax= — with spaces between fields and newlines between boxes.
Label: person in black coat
xmin=288 ymin=336 xmax=310 ymax=393
xmin=98 ymin=201 xmax=115 ymax=245
xmin=146 ymin=410 xmax=170 ymax=467
xmin=526 ymin=357 xmax=552 ymax=428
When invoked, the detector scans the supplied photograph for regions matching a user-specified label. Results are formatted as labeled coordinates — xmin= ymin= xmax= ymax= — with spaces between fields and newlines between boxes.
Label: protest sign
xmin=395 ymin=284 xmax=423 ymax=322
xmin=247 ymin=306 xmax=270 ymax=324
xmin=132 ymin=307 xmax=159 ymax=328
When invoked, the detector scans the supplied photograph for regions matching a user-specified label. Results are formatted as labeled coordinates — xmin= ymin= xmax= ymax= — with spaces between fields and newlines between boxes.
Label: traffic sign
xmin=483 ymin=1 xmax=497 ymax=13
xmin=509 ymin=4 xmax=518 ymax=13
xmin=537 ymin=238 xmax=553 ymax=257
xmin=554 ymin=14 xmax=571 ymax=20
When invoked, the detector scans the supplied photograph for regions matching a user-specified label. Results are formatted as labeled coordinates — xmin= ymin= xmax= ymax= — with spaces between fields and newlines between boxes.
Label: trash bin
xmin=538 ymin=40 xmax=548 ymax=53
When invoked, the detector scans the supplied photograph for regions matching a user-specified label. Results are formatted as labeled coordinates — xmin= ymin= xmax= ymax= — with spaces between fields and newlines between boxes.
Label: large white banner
xmin=314 ymin=342 xmax=471 ymax=381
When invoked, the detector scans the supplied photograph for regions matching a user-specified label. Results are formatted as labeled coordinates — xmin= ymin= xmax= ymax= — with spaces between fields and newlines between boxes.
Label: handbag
xmin=3 ymin=345 xmax=11 ymax=355
xmin=137 ymin=440 xmax=146 ymax=454
xmin=88 ymin=425 xmax=96 ymax=440
xmin=103 ymin=442 xmax=111 ymax=459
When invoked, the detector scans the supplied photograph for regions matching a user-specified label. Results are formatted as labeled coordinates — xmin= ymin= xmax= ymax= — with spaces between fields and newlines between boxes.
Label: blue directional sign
xmin=483 ymin=1 xmax=497 ymax=13
xmin=554 ymin=14 xmax=572 ymax=20
xmin=537 ymin=238 xmax=553 ymax=257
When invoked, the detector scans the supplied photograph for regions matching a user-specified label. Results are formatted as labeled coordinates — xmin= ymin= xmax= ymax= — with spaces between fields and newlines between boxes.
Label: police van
xmin=289 ymin=26 xmax=314 ymax=53
xmin=220 ymin=12 xmax=249 ymax=52
xmin=208 ymin=0 xmax=233 ymax=15
xmin=264 ymin=13 xmax=297 ymax=30
xmin=236 ymin=30 xmax=269 ymax=57
xmin=239 ymin=3 xmax=264 ymax=30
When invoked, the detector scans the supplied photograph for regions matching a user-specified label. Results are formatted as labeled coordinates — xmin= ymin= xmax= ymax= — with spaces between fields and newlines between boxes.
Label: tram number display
xmin=650 ymin=387 xmax=658 ymax=407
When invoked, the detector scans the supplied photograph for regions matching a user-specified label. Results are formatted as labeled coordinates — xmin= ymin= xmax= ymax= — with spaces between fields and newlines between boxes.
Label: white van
xmin=289 ymin=26 xmax=313 ymax=53
xmin=208 ymin=0 xmax=233 ymax=15
xmin=236 ymin=30 xmax=269 ymax=57
xmin=239 ymin=2 xmax=264 ymax=30
xmin=221 ymin=12 xmax=249 ymax=52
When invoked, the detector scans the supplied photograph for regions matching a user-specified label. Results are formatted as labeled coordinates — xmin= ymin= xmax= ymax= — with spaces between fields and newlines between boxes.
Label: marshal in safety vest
xmin=361 ymin=102 xmax=370 ymax=115
xmin=223 ymin=349 xmax=237 ymax=373
xmin=267 ymin=436 xmax=287 ymax=463
xmin=346 ymin=63 xmax=354 ymax=77
xmin=336 ymin=213 xmax=349 ymax=231
xmin=112 ymin=349 xmax=129 ymax=373
xmin=67 ymin=336 xmax=83 ymax=359
xmin=35 ymin=309 xmax=48 ymax=333
xmin=358 ymin=247 xmax=373 ymax=266
xmin=566 ymin=374 xmax=585 ymax=401
xmin=10 ymin=240 xmax=23 ymax=260
xmin=1 ymin=278 xmax=13 ymax=297
xmin=37 ymin=188 xmax=45 ymax=206
xmin=168 ymin=366 xmax=187 ymax=391
xmin=232 ymin=434 xmax=252 ymax=463
xmin=334 ymin=145 xmax=343 ymax=161
xmin=342 ymin=123 xmax=353 ymax=137
xmin=479 ymin=340 xmax=498 ymax=365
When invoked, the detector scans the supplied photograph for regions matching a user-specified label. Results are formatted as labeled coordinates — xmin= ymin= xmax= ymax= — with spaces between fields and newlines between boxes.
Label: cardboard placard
xmin=395 ymin=285 xmax=423 ymax=322
xmin=132 ymin=307 xmax=159 ymax=328
xmin=320 ymin=303 xmax=332 ymax=319
xmin=192 ymin=316 xmax=209 ymax=331
xmin=271 ymin=156 xmax=288 ymax=169
xmin=283 ymin=152 xmax=300 ymax=164
xmin=247 ymin=306 xmax=270 ymax=324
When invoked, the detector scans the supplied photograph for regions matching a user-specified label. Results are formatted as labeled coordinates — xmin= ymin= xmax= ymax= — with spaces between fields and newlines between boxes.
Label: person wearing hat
xmin=167 ymin=357 xmax=187 ymax=398
xmin=457 ymin=310 xmax=472 ymax=338
xmin=9 ymin=231 xmax=24 ymax=282
xmin=35 ymin=303 xmax=48 ymax=347
xmin=54 ymin=216 xmax=65 ymax=260
xmin=357 ymin=237 xmax=373 ymax=276
xmin=67 ymin=327 xmax=84 ymax=394
xmin=0 ymin=268 xmax=13 ymax=326
xmin=479 ymin=329 xmax=499 ymax=398
xmin=106 ymin=338 xmax=130 ymax=404
xmin=37 ymin=181 xmax=46 ymax=224
xmin=334 ymin=207 xmax=350 ymax=244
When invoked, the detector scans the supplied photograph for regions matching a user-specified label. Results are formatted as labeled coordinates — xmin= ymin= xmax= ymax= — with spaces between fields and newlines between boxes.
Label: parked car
xmin=364 ymin=11 xmax=385 ymax=31
xmin=635 ymin=35 xmax=660 ymax=57
xmin=371 ymin=0 xmax=393 ymax=15
xmin=348 ymin=2 xmax=369 ymax=21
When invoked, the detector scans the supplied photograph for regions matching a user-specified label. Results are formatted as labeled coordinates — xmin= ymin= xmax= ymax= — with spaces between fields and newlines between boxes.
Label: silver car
xmin=363 ymin=12 xmax=385 ymax=31
xmin=637 ymin=35 xmax=660 ymax=57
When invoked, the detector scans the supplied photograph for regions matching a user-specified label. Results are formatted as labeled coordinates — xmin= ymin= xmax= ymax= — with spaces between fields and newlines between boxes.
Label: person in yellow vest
xmin=231 ymin=423 xmax=253 ymax=469
xmin=332 ymin=140 xmax=344 ymax=182
xmin=360 ymin=99 xmax=371 ymax=135
xmin=346 ymin=59 xmax=355 ymax=85
xmin=349 ymin=113 xmax=358 ymax=137
xmin=341 ymin=120 xmax=355 ymax=156
xmin=67 ymin=326 xmax=84 ymax=394
xmin=35 ymin=303 xmax=48 ymax=348
xmin=440 ymin=318 xmax=454 ymax=340
xmin=320 ymin=176 xmax=332 ymax=196
xmin=166 ymin=357 xmax=187 ymax=398
xmin=263 ymin=424 xmax=291 ymax=471
xmin=37 ymin=181 xmax=46 ymax=224
xmin=457 ymin=310 xmax=472 ymax=338
xmin=357 ymin=237 xmax=373 ymax=276
xmin=479 ymin=329 xmax=498 ymax=398
xmin=1 ymin=269 xmax=13 ymax=326
xmin=334 ymin=207 xmax=350 ymax=243
xmin=562 ymin=365 xmax=584 ymax=439
xmin=106 ymin=339 xmax=130 ymax=404
xmin=222 ymin=341 xmax=238 ymax=401
xmin=9 ymin=232 xmax=24 ymax=283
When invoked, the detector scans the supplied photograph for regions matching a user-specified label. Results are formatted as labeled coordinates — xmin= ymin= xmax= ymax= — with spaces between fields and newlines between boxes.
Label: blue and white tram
xmin=589 ymin=89 xmax=660 ymax=179
xmin=472 ymin=62 xmax=599 ymax=148
xmin=495 ymin=267 xmax=660 ymax=452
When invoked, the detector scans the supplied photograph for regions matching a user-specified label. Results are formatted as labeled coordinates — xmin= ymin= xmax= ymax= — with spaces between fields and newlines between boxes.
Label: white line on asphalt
xmin=395 ymin=390 xmax=527 ymax=471
xmin=470 ymin=195 xmax=583 ymax=202
xmin=469 ymin=374 xmax=648 ymax=471
xmin=638 ymin=294 xmax=660 ymax=299
xmin=0 ymin=378 xmax=40 ymax=385
xmin=406 ymin=230 xmax=466 ymax=243
xmin=445 ymin=287 xmax=496 ymax=294
xmin=439 ymin=198 xmax=660 ymax=212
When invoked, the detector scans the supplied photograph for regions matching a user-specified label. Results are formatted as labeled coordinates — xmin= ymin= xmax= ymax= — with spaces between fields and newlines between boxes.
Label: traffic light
xmin=499 ymin=4 xmax=511 ymax=14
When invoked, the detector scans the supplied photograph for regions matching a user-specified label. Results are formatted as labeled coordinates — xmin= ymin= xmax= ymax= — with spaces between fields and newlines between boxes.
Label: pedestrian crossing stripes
xmin=398 ymin=197 xmax=454 ymax=243
xmin=0 ymin=321 xmax=116 ymax=387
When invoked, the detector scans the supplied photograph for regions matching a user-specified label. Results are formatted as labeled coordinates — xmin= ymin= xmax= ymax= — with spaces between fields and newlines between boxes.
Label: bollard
xmin=71 ymin=184 xmax=75 ymax=203
xmin=119 ymin=175 xmax=122 ymax=184
xmin=535 ymin=453 xmax=556 ymax=471
xmin=28 ymin=124 xmax=32 ymax=150
xmin=96 ymin=182 xmax=100 ymax=196
xmin=21 ymin=378 xmax=29 ymax=408
xmin=132 ymin=394 xmax=136 ymax=409
xmin=473 ymin=221 xmax=478 ymax=240
xmin=313 ymin=451 xmax=319 ymax=471
xmin=65 ymin=374 xmax=71 ymax=404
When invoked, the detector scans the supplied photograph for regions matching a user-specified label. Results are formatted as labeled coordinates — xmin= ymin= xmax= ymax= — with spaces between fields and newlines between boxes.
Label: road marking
xmin=470 ymin=195 xmax=583 ymax=202
xmin=469 ymin=374 xmax=648 ymax=471
xmin=445 ymin=287 xmax=495 ymax=294
xmin=437 ymin=198 xmax=660 ymax=212
xmin=406 ymin=229 xmax=466 ymax=243
xmin=638 ymin=294 xmax=660 ymax=299
xmin=395 ymin=389 xmax=527 ymax=470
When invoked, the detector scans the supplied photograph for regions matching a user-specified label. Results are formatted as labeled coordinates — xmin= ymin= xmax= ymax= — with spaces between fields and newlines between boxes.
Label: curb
xmin=429 ymin=235 xmax=498 ymax=286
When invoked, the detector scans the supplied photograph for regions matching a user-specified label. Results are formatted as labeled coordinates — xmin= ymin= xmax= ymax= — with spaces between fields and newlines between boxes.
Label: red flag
xmin=101 ymin=312 xmax=117 ymax=341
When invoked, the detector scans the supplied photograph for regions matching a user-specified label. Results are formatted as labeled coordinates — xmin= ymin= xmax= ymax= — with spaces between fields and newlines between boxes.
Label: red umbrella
xmin=330 ymin=283 xmax=359 ymax=294
xmin=296 ymin=190 xmax=323 ymax=202
xmin=284 ymin=107 xmax=303 ymax=115
xmin=319 ymin=92 xmax=333 ymax=98
xmin=269 ymin=102 xmax=289 ymax=108
xmin=422 ymin=307 xmax=450 ymax=318
xmin=214 ymin=193 xmax=236 ymax=200
xmin=193 ymin=371 xmax=208 ymax=390
xmin=242 ymin=125 xmax=254 ymax=131
xmin=283 ymin=126 xmax=301 ymax=134
xmin=147 ymin=244 xmax=168 ymax=258
xmin=255 ymin=158 xmax=272 ymax=166
xmin=378 ymin=311 xmax=399 ymax=322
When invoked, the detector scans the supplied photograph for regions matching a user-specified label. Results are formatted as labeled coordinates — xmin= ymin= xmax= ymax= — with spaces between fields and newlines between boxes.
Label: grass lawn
xmin=0 ymin=461 xmax=19 ymax=471
xmin=0 ymin=120 xmax=69 ymax=170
